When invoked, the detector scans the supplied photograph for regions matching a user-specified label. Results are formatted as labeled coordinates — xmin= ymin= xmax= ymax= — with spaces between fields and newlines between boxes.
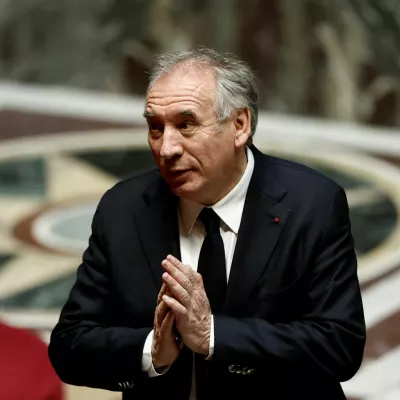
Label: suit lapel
xmin=225 ymin=148 xmax=291 ymax=313
xmin=134 ymin=174 xmax=181 ymax=291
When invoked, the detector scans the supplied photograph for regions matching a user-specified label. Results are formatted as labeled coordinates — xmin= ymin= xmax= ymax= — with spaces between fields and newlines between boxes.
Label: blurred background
xmin=0 ymin=0 xmax=399 ymax=399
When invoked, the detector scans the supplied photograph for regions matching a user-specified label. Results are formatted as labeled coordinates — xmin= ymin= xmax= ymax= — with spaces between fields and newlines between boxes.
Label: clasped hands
xmin=151 ymin=255 xmax=212 ymax=369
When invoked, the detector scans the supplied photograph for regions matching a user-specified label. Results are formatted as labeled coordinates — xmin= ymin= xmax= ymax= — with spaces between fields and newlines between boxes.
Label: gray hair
xmin=147 ymin=47 xmax=260 ymax=139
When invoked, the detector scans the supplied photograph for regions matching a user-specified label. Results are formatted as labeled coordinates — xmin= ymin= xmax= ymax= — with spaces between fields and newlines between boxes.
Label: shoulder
xmin=267 ymin=155 xmax=341 ymax=191
xmin=252 ymin=146 xmax=342 ymax=196
xmin=252 ymin=148 xmax=347 ymax=214
xmin=97 ymin=168 xmax=161 ymax=210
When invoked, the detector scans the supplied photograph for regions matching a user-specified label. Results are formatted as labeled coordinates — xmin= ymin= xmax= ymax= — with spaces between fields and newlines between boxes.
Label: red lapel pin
xmin=274 ymin=217 xmax=280 ymax=224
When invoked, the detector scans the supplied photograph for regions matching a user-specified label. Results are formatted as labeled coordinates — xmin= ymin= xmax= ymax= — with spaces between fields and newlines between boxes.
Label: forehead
xmin=145 ymin=66 xmax=216 ymax=116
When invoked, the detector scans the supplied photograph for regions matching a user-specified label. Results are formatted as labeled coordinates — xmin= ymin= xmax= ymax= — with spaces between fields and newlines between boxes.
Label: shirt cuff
xmin=205 ymin=315 xmax=214 ymax=360
xmin=141 ymin=330 xmax=171 ymax=377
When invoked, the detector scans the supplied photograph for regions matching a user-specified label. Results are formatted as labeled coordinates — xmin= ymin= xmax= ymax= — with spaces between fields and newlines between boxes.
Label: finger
xmin=194 ymin=270 xmax=205 ymax=289
xmin=160 ymin=309 xmax=175 ymax=335
xmin=162 ymin=294 xmax=187 ymax=316
xmin=161 ymin=312 xmax=183 ymax=350
xmin=154 ymin=310 xmax=172 ymax=346
xmin=166 ymin=255 xmax=193 ymax=278
xmin=162 ymin=260 xmax=193 ymax=294
xmin=157 ymin=299 xmax=169 ymax=321
xmin=157 ymin=283 xmax=170 ymax=303
xmin=154 ymin=300 xmax=169 ymax=333
xmin=162 ymin=272 xmax=191 ymax=308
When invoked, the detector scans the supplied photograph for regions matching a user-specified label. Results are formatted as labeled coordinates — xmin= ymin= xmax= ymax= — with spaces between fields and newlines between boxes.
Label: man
xmin=48 ymin=48 xmax=366 ymax=400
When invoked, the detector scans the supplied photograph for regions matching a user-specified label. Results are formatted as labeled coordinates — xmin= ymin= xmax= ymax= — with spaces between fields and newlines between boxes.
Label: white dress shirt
xmin=141 ymin=147 xmax=254 ymax=398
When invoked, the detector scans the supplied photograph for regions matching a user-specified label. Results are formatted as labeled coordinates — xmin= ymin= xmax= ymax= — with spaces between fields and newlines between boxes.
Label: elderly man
xmin=48 ymin=48 xmax=365 ymax=400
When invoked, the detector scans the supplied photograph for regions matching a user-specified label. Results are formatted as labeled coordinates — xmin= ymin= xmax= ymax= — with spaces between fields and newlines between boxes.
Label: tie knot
xmin=199 ymin=208 xmax=220 ymax=234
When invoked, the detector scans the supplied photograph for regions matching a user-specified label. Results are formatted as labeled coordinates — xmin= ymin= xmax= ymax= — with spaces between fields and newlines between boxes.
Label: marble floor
xmin=1 ymin=83 xmax=400 ymax=400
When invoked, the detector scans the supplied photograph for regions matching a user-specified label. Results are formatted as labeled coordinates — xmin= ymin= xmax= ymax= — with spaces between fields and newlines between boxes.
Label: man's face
xmin=145 ymin=66 xmax=244 ymax=204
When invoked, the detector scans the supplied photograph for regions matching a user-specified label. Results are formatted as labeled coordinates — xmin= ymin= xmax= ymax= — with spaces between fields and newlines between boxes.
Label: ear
xmin=233 ymin=108 xmax=252 ymax=148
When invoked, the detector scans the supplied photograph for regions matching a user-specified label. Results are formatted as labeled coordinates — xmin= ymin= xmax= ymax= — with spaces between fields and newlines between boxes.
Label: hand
xmin=161 ymin=255 xmax=212 ymax=355
xmin=151 ymin=283 xmax=181 ymax=368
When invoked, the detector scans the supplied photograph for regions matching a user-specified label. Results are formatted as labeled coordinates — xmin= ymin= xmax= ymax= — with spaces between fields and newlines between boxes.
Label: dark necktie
xmin=197 ymin=207 xmax=227 ymax=312
xmin=195 ymin=207 xmax=227 ymax=400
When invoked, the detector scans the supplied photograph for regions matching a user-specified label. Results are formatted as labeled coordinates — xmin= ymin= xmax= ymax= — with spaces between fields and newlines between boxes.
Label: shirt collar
xmin=179 ymin=147 xmax=255 ymax=235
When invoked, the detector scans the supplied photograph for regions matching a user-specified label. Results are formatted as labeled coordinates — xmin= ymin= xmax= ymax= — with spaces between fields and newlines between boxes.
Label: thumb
xmin=160 ymin=310 xmax=175 ymax=334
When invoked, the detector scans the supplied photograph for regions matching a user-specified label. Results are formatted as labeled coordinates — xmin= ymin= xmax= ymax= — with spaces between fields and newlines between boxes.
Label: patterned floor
xmin=1 ymin=84 xmax=400 ymax=399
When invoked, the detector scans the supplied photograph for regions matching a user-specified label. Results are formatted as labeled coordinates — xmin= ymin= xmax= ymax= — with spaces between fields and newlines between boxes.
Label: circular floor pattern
xmin=32 ymin=201 xmax=96 ymax=254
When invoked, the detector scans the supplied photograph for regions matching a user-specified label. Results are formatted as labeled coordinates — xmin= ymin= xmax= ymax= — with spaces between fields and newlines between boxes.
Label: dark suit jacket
xmin=48 ymin=146 xmax=366 ymax=400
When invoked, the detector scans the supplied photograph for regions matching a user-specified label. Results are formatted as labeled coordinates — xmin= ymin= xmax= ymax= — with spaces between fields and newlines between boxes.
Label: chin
xmin=170 ymin=186 xmax=197 ymax=199
xmin=168 ymin=182 xmax=202 ymax=201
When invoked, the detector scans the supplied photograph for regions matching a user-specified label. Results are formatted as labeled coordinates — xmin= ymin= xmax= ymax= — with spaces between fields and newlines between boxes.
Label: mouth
xmin=167 ymin=169 xmax=191 ymax=179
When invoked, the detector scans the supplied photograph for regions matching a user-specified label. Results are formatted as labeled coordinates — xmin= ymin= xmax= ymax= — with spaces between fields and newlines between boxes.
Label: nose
xmin=159 ymin=127 xmax=183 ymax=159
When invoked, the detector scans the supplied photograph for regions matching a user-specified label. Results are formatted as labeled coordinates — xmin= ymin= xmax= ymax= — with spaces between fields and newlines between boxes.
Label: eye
xmin=148 ymin=122 xmax=164 ymax=140
xmin=179 ymin=120 xmax=193 ymax=130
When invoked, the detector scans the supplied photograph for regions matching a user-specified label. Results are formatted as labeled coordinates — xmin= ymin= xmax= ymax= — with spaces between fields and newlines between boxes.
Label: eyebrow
xmin=143 ymin=109 xmax=198 ymax=119
xmin=179 ymin=109 xmax=197 ymax=118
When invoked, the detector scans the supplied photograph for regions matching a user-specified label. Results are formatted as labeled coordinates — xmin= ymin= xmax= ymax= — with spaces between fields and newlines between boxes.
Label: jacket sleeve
xmin=48 ymin=192 xmax=152 ymax=391
xmin=213 ymin=186 xmax=366 ymax=382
